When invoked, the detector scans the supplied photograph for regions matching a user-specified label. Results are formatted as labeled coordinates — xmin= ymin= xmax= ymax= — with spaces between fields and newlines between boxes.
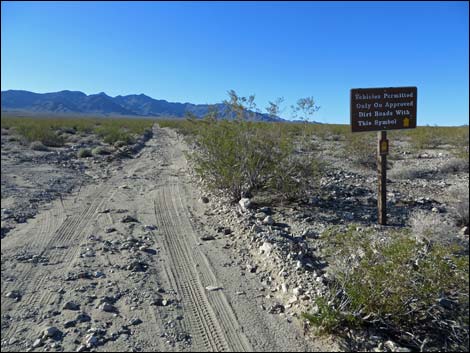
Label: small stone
xmin=268 ymin=303 xmax=285 ymax=314
xmin=32 ymin=338 xmax=43 ymax=348
xmin=247 ymin=264 xmax=257 ymax=273
xmin=64 ymin=320 xmax=77 ymax=328
xmin=205 ymin=285 xmax=223 ymax=292
xmin=121 ymin=215 xmax=138 ymax=223
xmin=129 ymin=318 xmax=143 ymax=326
xmin=105 ymin=226 xmax=116 ymax=233
xmin=76 ymin=313 xmax=91 ymax=323
xmin=460 ymin=226 xmax=469 ymax=235
xmin=144 ymin=224 xmax=158 ymax=231
xmin=94 ymin=271 xmax=105 ymax=278
xmin=99 ymin=302 xmax=117 ymax=313
xmin=287 ymin=296 xmax=298 ymax=305
xmin=259 ymin=207 xmax=271 ymax=214
xmin=200 ymin=196 xmax=209 ymax=203
xmin=63 ymin=301 xmax=80 ymax=311
xmin=238 ymin=198 xmax=252 ymax=212
xmin=263 ymin=216 xmax=274 ymax=225
xmin=384 ymin=340 xmax=397 ymax=351
xmin=293 ymin=287 xmax=304 ymax=296
xmin=5 ymin=291 xmax=21 ymax=300
xmin=85 ymin=333 xmax=99 ymax=347
xmin=255 ymin=212 xmax=266 ymax=219
xmin=200 ymin=235 xmax=215 ymax=241
xmin=43 ymin=326 xmax=61 ymax=338
xmin=76 ymin=344 xmax=87 ymax=352
xmin=259 ymin=242 xmax=273 ymax=256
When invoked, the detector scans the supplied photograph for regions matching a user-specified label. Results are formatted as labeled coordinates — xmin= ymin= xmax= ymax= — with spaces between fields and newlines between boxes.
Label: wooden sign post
xmin=350 ymin=87 xmax=417 ymax=225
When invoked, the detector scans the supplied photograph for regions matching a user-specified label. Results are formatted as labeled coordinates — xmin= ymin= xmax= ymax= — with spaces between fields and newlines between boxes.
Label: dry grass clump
xmin=448 ymin=184 xmax=470 ymax=228
xmin=409 ymin=210 xmax=456 ymax=244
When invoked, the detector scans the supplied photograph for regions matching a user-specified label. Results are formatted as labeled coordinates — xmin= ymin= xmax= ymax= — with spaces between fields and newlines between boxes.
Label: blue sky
xmin=1 ymin=1 xmax=468 ymax=125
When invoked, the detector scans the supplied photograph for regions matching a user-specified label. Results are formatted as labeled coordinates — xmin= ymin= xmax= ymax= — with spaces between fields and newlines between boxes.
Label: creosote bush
xmin=1 ymin=116 xmax=153 ymax=147
xmin=77 ymin=148 xmax=92 ymax=158
xmin=304 ymin=226 xmax=469 ymax=351
xmin=343 ymin=132 xmax=376 ymax=169
xmin=189 ymin=118 xmax=322 ymax=201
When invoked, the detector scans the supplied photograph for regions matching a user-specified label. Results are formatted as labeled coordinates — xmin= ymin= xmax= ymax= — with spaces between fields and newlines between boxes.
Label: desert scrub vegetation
xmin=448 ymin=184 xmax=470 ymax=228
xmin=162 ymin=91 xmax=325 ymax=202
xmin=343 ymin=132 xmax=377 ymax=169
xmin=304 ymin=225 xmax=469 ymax=351
xmin=1 ymin=115 xmax=154 ymax=147
xmin=189 ymin=118 xmax=323 ymax=201
xmin=406 ymin=126 xmax=469 ymax=151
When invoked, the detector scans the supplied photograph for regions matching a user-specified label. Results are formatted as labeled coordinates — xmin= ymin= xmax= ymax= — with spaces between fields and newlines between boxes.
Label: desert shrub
xmin=114 ymin=140 xmax=128 ymax=148
xmin=92 ymin=146 xmax=113 ymax=156
xmin=343 ymin=132 xmax=376 ymax=169
xmin=94 ymin=125 xmax=135 ymax=145
xmin=407 ymin=126 xmax=458 ymax=150
xmin=190 ymin=119 xmax=322 ymax=201
xmin=449 ymin=185 xmax=470 ymax=227
xmin=389 ymin=165 xmax=431 ymax=180
xmin=158 ymin=118 xmax=201 ymax=137
xmin=410 ymin=209 xmax=456 ymax=244
xmin=305 ymin=226 xmax=469 ymax=351
xmin=30 ymin=141 xmax=49 ymax=151
xmin=77 ymin=148 xmax=92 ymax=158
xmin=441 ymin=158 xmax=469 ymax=174
xmin=14 ymin=123 xmax=65 ymax=147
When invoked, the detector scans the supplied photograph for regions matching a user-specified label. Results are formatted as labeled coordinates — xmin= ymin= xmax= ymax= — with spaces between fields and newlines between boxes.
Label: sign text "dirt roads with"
xmin=350 ymin=86 xmax=417 ymax=132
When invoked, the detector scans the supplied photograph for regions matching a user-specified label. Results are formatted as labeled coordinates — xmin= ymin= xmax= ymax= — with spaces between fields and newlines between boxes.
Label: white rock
xmin=205 ymin=285 xmax=223 ymax=292
xmin=263 ymin=216 xmax=274 ymax=225
xmin=259 ymin=242 xmax=273 ymax=256
xmin=85 ymin=333 xmax=98 ymax=347
xmin=238 ymin=198 xmax=252 ymax=212
xmin=293 ymin=287 xmax=304 ymax=296
xmin=32 ymin=338 xmax=43 ymax=348
xmin=287 ymin=296 xmax=298 ymax=305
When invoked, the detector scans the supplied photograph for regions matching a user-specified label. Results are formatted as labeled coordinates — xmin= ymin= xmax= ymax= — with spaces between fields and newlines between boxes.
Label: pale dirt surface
xmin=1 ymin=126 xmax=339 ymax=352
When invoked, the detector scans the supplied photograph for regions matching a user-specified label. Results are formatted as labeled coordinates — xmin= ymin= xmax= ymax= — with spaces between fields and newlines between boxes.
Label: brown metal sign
xmin=350 ymin=86 xmax=417 ymax=132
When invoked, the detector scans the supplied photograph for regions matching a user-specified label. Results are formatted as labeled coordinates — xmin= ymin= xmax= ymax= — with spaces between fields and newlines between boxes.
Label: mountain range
xmin=1 ymin=90 xmax=284 ymax=122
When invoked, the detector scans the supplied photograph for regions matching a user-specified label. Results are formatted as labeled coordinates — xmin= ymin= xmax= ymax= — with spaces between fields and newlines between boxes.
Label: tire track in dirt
xmin=153 ymin=178 xmax=252 ymax=352
xmin=1 ymin=184 xmax=112 ymax=339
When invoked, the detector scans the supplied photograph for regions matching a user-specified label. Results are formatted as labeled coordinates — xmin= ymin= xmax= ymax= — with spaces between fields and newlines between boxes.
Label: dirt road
xmin=1 ymin=126 xmax=334 ymax=352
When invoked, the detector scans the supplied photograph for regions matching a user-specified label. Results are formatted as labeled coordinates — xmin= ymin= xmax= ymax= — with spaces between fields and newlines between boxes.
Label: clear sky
xmin=1 ymin=1 xmax=469 ymax=125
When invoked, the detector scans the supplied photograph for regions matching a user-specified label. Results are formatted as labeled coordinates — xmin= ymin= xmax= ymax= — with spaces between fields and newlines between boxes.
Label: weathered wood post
xmin=377 ymin=131 xmax=388 ymax=225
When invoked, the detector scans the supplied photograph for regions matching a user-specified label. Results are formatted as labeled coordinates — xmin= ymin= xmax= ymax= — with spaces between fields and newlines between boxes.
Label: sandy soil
xmin=1 ymin=126 xmax=338 ymax=352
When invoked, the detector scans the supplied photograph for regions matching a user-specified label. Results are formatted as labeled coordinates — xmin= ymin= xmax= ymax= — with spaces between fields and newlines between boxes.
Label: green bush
xmin=189 ymin=118 xmax=322 ymax=201
xmin=30 ymin=141 xmax=49 ymax=151
xmin=92 ymin=146 xmax=113 ymax=156
xmin=305 ymin=226 xmax=469 ymax=351
xmin=77 ymin=148 xmax=92 ymax=158
xmin=343 ymin=132 xmax=376 ymax=169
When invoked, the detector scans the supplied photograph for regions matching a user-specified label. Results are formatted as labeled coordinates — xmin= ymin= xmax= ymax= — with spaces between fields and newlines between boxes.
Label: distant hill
xmin=1 ymin=90 xmax=284 ymax=122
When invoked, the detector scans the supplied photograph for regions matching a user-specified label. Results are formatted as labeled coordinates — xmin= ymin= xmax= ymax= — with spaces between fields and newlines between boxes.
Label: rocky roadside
xmin=183 ymin=135 xmax=469 ymax=352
